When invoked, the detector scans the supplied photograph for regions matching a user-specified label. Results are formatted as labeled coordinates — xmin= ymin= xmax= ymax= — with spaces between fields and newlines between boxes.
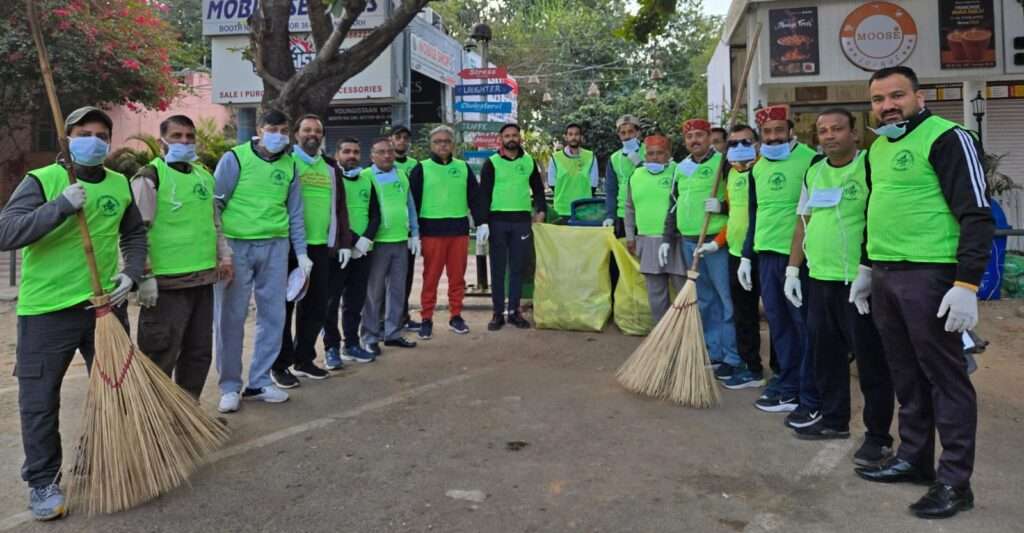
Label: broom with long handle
xmin=617 ymin=24 xmax=762 ymax=407
xmin=27 ymin=2 xmax=229 ymax=514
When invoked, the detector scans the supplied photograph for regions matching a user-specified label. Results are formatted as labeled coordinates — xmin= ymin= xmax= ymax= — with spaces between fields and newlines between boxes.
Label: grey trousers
xmin=16 ymin=304 xmax=128 ymax=488
xmin=361 ymin=241 xmax=409 ymax=344
xmin=215 ymin=238 xmax=288 ymax=394
xmin=643 ymin=273 xmax=685 ymax=323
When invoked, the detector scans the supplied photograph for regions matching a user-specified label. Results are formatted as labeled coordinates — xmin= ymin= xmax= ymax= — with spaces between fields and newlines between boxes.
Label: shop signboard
xmin=768 ymin=7 xmax=820 ymax=77
xmin=202 ymin=0 xmax=387 ymax=35
xmin=840 ymin=2 xmax=918 ymax=71
xmin=939 ymin=0 xmax=996 ymax=69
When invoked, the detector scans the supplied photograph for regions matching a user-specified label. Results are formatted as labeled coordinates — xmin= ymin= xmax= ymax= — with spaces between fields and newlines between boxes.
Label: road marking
xmin=0 ymin=369 xmax=489 ymax=531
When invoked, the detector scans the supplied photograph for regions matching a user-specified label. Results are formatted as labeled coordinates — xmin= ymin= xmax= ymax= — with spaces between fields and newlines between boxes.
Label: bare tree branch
xmin=321 ymin=0 xmax=431 ymax=79
xmin=247 ymin=0 xmax=288 ymax=92
xmin=316 ymin=0 xmax=369 ymax=63
xmin=308 ymin=0 xmax=334 ymax=51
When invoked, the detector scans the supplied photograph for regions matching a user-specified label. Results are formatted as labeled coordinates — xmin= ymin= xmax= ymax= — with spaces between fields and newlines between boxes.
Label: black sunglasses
xmin=727 ymin=139 xmax=754 ymax=148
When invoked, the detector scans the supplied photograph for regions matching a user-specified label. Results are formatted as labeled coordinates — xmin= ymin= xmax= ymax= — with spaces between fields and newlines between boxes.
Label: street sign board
xmin=458 ymin=67 xmax=508 ymax=79
xmin=457 ymin=121 xmax=504 ymax=133
xmin=472 ymin=134 xmax=501 ymax=149
xmin=463 ymin=150 xmax=496 ymax=159
xmin=455 ymin=83 xmax=514 ymax=96
xmin=455 ymin=101 xmax=513 ymax=113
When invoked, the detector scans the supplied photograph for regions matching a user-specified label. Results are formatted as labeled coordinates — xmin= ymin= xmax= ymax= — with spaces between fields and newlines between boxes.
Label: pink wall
xmin=107 ymin=71 xmax=232 ymax=150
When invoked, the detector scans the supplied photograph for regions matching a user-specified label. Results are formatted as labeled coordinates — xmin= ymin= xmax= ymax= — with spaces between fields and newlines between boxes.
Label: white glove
xmin=657 ymin=242 xmax=670 ymax=268
xmin=108 ymin=273 xmax=134 ymax=307
xmin=355 ymin=236 xmax=372 ymax=255
xmin=937 ymin=285 xmax=979 ymax=333
xmin=602 ymin=218 xmax=615 ymax=228
xmin=737 ymin=257 xmax=753 ymax=292
xmin=848 ymin=265 xmax=872 ymax=315
xmin=297 ymin=254 xmax=313 ymax=277
xmin=137 ymin=277 xmax=158 ymax=308
xmin=695 ymin=241 xmax=719 ymax=257
xmin=61 ymin=183 xmax=87 ymax=211
xmin=476 ymin=224 xmax=489 ymax=243
xmin=338 ymin=248 xmax=352 ymax=269
xmin=704 ymin=198 xmax=722 ymax=214
xmin=408 ymin=236 xmax=421 ymax=257
xmin=783 ymin=266 xmax=802 ymax=308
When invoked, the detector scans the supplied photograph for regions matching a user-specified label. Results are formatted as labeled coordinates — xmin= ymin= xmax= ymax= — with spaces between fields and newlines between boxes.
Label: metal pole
xmin=475 ymin=37 xmax=490 ymax=291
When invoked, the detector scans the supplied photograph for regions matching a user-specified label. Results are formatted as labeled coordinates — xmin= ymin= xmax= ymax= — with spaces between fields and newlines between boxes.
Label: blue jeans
xmin=215 ymin=238 xmax=289 ymax=394
xmin=758 ymin=253 xmax=818 ymax=409
xmin=681 ymin=239 xmax=741 ymax=367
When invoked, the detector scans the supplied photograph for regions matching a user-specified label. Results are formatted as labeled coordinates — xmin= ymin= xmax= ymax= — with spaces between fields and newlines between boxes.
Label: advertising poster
xmin=939 ymin=0 xmax=996 ymax=69
xmin=769 ymin=7 xmax=820 ymax=77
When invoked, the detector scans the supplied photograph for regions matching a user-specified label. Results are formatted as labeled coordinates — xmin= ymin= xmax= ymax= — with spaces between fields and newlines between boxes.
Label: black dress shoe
xmin=508 ymin=312 xmax=531 ymax=329
xmin=384 ymin=337 xmax=417 ymax=348
xmin=910 ymin=483 xmax=974 ymax=519
xmin=855 ymin=457 xmax=935 ymax=485
xmin=487 ymin=313 xmax=505 ymax=331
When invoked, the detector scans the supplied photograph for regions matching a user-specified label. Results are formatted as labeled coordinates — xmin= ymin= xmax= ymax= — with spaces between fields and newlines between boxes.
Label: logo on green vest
xmin=698 ymin=167 xmax=713 ymax=179
xmin=359 ymin=189 xmax=370 ymax=202
xmin=392 ymin=181 xmax=404 ymax=193
xmin=193 ymin=183 xmax=210 ymax=200
xmin=271 ymin=169 xmax=287 ymax=186
xmin=97 ymin=195 xmax=121 ymax=216
xmin=733 ymin=176 xmax=747 ymax=189
xmin=767 ymin=173 xmax=786 ymax=191
xmin=517 ymin=162 xmax=527 ymax=173
xmin=658 ymin=176 xmax=671 ymax=188
xmin=892 ymin=150 xmax=914 ymax=171
xmin=448 ymin=167 xmax=459 ymax=176
xmin=843 ymin=181 xmax=861 ymax=201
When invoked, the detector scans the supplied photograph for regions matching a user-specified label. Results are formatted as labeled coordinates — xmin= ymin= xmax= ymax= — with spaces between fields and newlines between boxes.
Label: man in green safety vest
xmin=780 ymin=109 xmax=895 ymax=467
xmin=478 ymin=123 xmax=548 ymax=331
xmin=547 ymin=123 xmax=597 ymax=223
xmin=270 ymin=114 xmax=353 ymax=388
xmin=624 ymin=134 xmax=683 ymax=322
xmin=0 ymin=106 xmax=146 ymax=521
xmin=130 ymin=114 xmax=233 ymax=400
xmin=391 ymin=125 xmax=421 ymax=332
xmin=738 ymin=104 xmax=819 ymax=422
xmin=852 ymin=66 xmax=993 ymax=519
xmin=213 ymin=109 xmax=310 ymax=413
xmin=409 ymin=125 xmax=484 ymax=339
xmin=659 ymin=118 xmax=741 ymax=375
xmin=603 ymin=114 xmax=644 ymax=237
xmin=360 ymin=137 xmax=421 ymax=354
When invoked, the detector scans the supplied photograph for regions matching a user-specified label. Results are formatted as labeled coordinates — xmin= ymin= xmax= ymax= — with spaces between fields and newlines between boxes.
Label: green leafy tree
xmin=156 ymin=0 xmax=210 ymax=70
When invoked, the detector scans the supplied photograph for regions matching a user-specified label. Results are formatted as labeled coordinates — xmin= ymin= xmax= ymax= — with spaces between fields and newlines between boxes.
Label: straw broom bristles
xmin=616 ymin=271 xmax=720 ymax=407
xmin=69 ymin=302 xmax=230 ymax=515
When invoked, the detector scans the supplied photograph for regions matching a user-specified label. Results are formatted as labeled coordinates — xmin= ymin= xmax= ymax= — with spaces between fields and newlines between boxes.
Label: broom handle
xmin=27 ymin=0 xmax=104 ymax=297
xmin=691 ymin=22 xmax=762 ymax=273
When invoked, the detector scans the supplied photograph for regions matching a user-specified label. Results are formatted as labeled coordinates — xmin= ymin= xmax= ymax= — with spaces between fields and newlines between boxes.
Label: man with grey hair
xmin=408 ymin=125 xmax=484 ymax=339
xmin=603 ymin=114 xmax=644 ymax=237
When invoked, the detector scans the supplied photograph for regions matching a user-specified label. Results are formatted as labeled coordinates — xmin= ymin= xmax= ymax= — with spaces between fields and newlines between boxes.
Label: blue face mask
xmin=342 ymin=166 xmax=362 ymax=178
xmin=644 ymin=162 xmax=666 ymax=173
xmin=68 ymin=136 xmax=109 ymax=167
xmin=727 ymin=144 xmax=757 ymax=163
xmin=163 ymin=141 xmax=197 ymax=164
xmin=622 ymin=138 xmax=641 ymax=153
xmin=760 ymin=141 xmax=792 ymax=161
xmin=871 ymin=122 xmax=907 ymax=140
xmin=293 ymin=144 xmax=319 ymax=165
xmin=260 ymin=132 xmax=290 ymax=154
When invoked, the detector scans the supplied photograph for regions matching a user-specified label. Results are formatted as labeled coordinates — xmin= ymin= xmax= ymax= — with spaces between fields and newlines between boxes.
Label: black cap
xmin=389 ymin=125 xmax=411 ymax=136
xmin=64 ymin=106 xmax=113 ymax=135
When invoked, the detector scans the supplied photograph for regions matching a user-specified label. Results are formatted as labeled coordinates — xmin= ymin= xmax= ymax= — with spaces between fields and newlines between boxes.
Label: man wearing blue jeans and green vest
xmin=548 ymin=123 xmax=597 ymax=223
xmin=213 ymin=109 xmax=310 ymax=413
xmin=603 ymin=114 xmax=644 ymax=237
xmin=738 ymin=105 xmax=818 ymax=423
xmin=659 ymin=118 xmax=741 ymax=375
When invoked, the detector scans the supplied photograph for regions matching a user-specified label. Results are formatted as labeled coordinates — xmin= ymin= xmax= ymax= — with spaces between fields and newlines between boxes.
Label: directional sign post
xmin=457 ymin=121 xmax=504 ymax=133
xmin=454 ymin=101 xmax=513 ymax=114
xmin=458 ymin=67 xmax=508 ymax=79
xmin=455 ymin=83 xmax=514 ymax=96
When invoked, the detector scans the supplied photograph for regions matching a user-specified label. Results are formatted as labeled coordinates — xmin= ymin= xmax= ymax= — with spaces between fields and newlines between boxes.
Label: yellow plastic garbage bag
xmin=610 ymin=238 xmax=655 ymax=336
xmin=533 ymin=224 xmax=612 ymax=331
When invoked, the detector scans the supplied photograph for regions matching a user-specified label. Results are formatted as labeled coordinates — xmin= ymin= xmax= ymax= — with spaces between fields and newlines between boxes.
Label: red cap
xmin=682 ymin=118 xmax=711 ymax=133
xmin=643 ymin=134 xmax=670 ymax=150
xmin=755 ymin=104 xmax=790 ymax=126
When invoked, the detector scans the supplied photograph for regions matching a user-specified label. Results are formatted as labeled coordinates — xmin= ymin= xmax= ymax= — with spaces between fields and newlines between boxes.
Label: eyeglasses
xmin=431 ymin=139 xmax=453 ymax=144
xmin=726 ymin=139 xmax=753 ymax=148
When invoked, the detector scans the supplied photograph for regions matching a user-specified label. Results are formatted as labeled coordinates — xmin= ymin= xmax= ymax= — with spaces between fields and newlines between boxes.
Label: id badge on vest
xmin=807 ymin=187 xmax=843 ymax=208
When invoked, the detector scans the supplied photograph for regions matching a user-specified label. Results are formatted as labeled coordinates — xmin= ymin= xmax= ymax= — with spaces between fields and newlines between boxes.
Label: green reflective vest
xmin=726 ymin=167 xmax=752 ymax=257
xmin=343 ymin=170 xmax=373 ymax=236
xmin=489 ymin=153 xmax=535 ymax=212
xmin=18 ymin=164 xmax=131 ymax=316
xmin=751 ymin=143 xmax=816 ymax=254
xmin=552 ymin=149 xmax=594 ymax=216
xmin=395 ymin=157 xmax=418 ymax=178
xmin=296 ymin=155 xmax=332 ymax=245
xmin=221 ymin=142 xmax=294 ymax=240
xmin=630 ymin=163 xmax=677 ymax=237
xmin=674 ymin=152 xmax=726 ymax=237
xmin=867 ymin=115 xmax=960 ymax=264
xmin=804 ymin=152 xmax=868 ymax=282
xmin=366 ymin=167 xmax=410 ymax=243
xmin=420 ymin=158 xmax=470 ymax=219
xmin=611 ymin=146 xmax=645 ymax=218
xmin=147 ymin=158 xmax=218 ymax=276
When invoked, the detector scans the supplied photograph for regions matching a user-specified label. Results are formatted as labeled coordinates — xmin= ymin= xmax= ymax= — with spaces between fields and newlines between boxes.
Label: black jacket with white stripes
xmin=865 ymin=108 xmax=995 ymax=287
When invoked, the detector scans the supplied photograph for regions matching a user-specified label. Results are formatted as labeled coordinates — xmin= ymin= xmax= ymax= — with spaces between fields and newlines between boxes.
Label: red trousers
xmin=420 ymin=235 xmax=469 ymax=320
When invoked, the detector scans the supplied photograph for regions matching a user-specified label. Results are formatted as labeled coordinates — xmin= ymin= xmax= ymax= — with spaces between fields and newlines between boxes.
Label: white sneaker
xmin=243 ymin=385 xmax=289 ymax=404
xmin=218 ymin=392 xmax=240 ymax=413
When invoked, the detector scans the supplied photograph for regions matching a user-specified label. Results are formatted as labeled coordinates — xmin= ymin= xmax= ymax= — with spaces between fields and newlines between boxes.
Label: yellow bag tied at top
xmin=532 ymin=224 xmax=612 ymax=331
